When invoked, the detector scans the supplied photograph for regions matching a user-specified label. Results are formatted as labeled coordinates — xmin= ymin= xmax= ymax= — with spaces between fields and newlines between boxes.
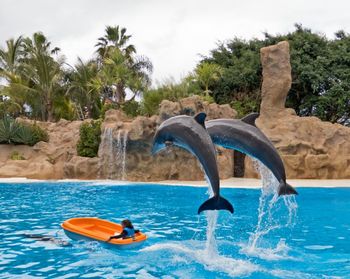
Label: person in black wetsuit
xmin=106 ymin=219 xmax=139 ymax=241
xmin=23 ymin=234 xmax=72 ymax=247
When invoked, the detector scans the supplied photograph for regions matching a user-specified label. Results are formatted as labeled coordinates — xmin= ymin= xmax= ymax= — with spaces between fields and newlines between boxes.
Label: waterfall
xmin=243 ymin=159 xmax=298 ymax=257
xmin=115 ymin=130 xmax=128 ymax=180
xmin=98 ymin=128 xmax=128 ymax=180
xmin=98 ymin=128 xmax=116 ymax=179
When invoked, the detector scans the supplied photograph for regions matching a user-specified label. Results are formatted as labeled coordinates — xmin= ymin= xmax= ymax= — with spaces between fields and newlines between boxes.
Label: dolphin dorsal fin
xmin=241 ymin=113 xmax=259 ymax=127
xmin=194 ymin=112 xmax=207 ymax=128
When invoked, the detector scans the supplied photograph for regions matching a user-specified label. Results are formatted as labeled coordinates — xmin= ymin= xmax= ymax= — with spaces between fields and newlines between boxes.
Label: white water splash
xmin=203 ymin=176 xmax=219 ymax=257
xmin=141 ymin=242 xmax=259 ymax=277
xmin=242 ymin=159 xmax=298 ymax=259
xmin=171 ymin=175 xmax=260 ymax=276
xmin=98 ymin=128 xmax=128 ymax=180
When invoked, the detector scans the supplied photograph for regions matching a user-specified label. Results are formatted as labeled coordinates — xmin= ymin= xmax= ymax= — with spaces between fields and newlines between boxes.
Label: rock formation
xmin=0 ymin=119 xmax=82 ymax=179
xmin=91 ymin=96 xmax=237 ymax=181
xmin=250 ymin=41 xmax=350 ymax=179
xmin=1 ymin=41 xmax=349 ymax=180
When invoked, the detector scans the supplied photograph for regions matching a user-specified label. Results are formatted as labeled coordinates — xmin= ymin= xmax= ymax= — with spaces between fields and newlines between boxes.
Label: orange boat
xmin=62 ymin=217 xmax=147 ymax=249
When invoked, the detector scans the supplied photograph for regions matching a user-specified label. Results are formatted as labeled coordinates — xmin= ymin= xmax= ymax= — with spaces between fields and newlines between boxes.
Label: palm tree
xmin=94 ymin=26 xmax=153 ymax=105
xmin=0 ymin=36 xmax=23 ymax=75
xmin=195 ymin=62 xmax=223 ymax=97
xmin=19 ymin=32 xmax=64 ymax=121
xmin=67 ymin=58 xmax=100 ymax=119
xmin=95 ymin=25 xmax=136 ymax=60
xmin=93 ymin=49 xmax=152 ymax=104
xmin=0 ymin=36 xmax=27 ymax=116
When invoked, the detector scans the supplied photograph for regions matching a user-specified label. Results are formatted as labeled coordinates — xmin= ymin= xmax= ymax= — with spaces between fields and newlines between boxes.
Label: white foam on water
xmin=141 ymin=242 xmax=260 ymax=277
xmin=304 ymin=245 xmax=334 ymax=250
xmin=139 ymin=174 xmax=259 ymax=278
xmin=240 ymin=238 xmax=296 ymax=261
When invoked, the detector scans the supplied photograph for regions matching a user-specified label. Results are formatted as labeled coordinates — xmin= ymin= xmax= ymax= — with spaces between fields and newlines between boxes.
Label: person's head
xmin=121 ymin=219 xmax=133 ymax=229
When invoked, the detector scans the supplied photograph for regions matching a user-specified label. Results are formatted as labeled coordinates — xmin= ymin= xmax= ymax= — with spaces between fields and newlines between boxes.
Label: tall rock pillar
xmin=259 ymin=41 xmax=292 ymax=117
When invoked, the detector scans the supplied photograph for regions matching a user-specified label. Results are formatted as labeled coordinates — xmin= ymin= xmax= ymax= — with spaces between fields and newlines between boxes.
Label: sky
xmin=1 ymin=0 xmax=350 ymax=84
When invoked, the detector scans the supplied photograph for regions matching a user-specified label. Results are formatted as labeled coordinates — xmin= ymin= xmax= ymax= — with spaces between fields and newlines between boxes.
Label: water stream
xmin=242 ymin=158 xmax=298 ymax=259
xmin=98 ymin=128 xmax=128 ymax=180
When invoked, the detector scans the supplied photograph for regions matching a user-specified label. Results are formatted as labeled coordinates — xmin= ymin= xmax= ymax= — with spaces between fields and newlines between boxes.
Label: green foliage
xmin=0 ymin=117 xmax=49 ymax=146
xmin=194 ymin=62 xmax=223 ymax=96
xmin=0 ymin=26 xmax=151 ymax=122
xmin=66 ymin=58 xmax=101 ymax=119
xmin=140 ymin=77 xmax=201 ymax=116
xmin=122 ymin=100 xmax=141 ymax=117
xmin=0 ymin=117 xmax=21 ymax=144
xmin=77 ymin=120 xmax=102 ymax=157
xmin=201 ymin=24 xmax=350 ymax=124
xmin=29 ymin=123 xmax=49 ymax=144
xmin=2 ymin=24 xmax=350 ymax=125
xmin=139 ymin=89 xmax=166 ymax=116
xmin=9 ymin=151 xmax=25 ymax=160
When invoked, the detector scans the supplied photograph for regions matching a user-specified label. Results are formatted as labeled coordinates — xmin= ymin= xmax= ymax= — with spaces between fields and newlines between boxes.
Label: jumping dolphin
xmin=206 ymin=113 xmax=298 ymax=196
xmin=151 ymin=113 xmax=234 ymax=214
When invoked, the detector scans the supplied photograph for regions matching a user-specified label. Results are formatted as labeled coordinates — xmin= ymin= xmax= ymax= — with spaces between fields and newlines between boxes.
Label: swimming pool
xmin=0 ymin=182 xmax=349 ymax=278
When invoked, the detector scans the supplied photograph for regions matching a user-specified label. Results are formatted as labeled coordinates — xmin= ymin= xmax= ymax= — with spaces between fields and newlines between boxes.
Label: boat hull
xmin=61 ymin=217 xmax=147 ymax=249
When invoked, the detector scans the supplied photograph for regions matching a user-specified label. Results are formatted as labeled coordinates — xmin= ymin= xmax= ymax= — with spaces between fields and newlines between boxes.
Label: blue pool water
xmin=0 ymin=182 xmax=349 ymax=278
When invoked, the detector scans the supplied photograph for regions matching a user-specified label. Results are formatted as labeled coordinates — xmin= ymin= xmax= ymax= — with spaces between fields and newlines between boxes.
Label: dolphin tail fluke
xmin=278 ymin=181 xmax=298 ymax=196
xmin=198 ymin=196 xmax=234 ymax=214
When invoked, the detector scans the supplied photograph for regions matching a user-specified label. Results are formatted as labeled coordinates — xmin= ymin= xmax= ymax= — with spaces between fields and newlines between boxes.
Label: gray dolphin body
xmin=152 ymin=113 xmax=234 ymax=214
xmin=206 ymin=113 xmax=297 ymax=196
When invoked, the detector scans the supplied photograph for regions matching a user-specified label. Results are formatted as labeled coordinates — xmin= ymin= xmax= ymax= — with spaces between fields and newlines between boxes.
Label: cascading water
xmin=98 ymin=127 xmax=116 ymax=179
xmin=115 ymin=130 xmax=128 ymax=180
xmin=242 ymin=158 xmax=298 ymax=259
xmin=98 ymin=128 xmax=128 ymax=180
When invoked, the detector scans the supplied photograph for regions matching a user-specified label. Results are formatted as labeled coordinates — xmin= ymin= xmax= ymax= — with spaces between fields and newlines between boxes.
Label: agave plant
xmin=12 ymin=124 xmax=35 ymax=145
xmin=0 ymin=117 xmax=21 ymax=144
xmin=0 ymin=117 xmax=49 ymax=145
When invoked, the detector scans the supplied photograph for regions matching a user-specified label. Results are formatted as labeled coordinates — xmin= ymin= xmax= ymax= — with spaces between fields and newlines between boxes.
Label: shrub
xmin=139 ymin=90 xmax=165 ymax=116
xmin=0 ymin=117 xmax=21 ymax=144
xmin=0 ymin=117 xmax=49 ymax=146
xmin=77 ymin=120 xmax=101 ymax=157
xmin=122 ymin=100 xmax=141 ymax=117
xmin=9 ymin=151 xmax=25 ymax=160
xmin=30 ymin=123 xmax=49 ymax=144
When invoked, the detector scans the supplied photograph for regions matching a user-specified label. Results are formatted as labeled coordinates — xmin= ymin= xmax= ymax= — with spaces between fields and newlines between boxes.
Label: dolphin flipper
xmin=278 ymin=181 xmax=298 ymax=196
xmin=198 ymin=196 xmax=234 ymax=214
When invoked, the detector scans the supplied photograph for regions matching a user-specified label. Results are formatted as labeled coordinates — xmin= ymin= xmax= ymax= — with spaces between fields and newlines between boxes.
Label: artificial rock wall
xmin=1 ymin=41 xmax=349 ymax=180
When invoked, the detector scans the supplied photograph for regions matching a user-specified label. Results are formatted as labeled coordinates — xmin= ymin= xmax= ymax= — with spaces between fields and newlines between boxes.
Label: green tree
xmin=66 ymin=58 xmax=101 ymax=119
xmin=194 ymin=62 xmax=223 ymax=97
xmin=201 ymin=24 xmax=350 ymax=124
xmin=94 ymin=26 xmax=153 ymax=106
xmin=0 ymin=36 xmax=27 ymax=116
xmin=20 ymin=32 xmax=64 ymax=121
xmin=95 ymin=25 xmax=136 ymax=60
xmin=140 ymin=76 xmax=201 ymax=116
